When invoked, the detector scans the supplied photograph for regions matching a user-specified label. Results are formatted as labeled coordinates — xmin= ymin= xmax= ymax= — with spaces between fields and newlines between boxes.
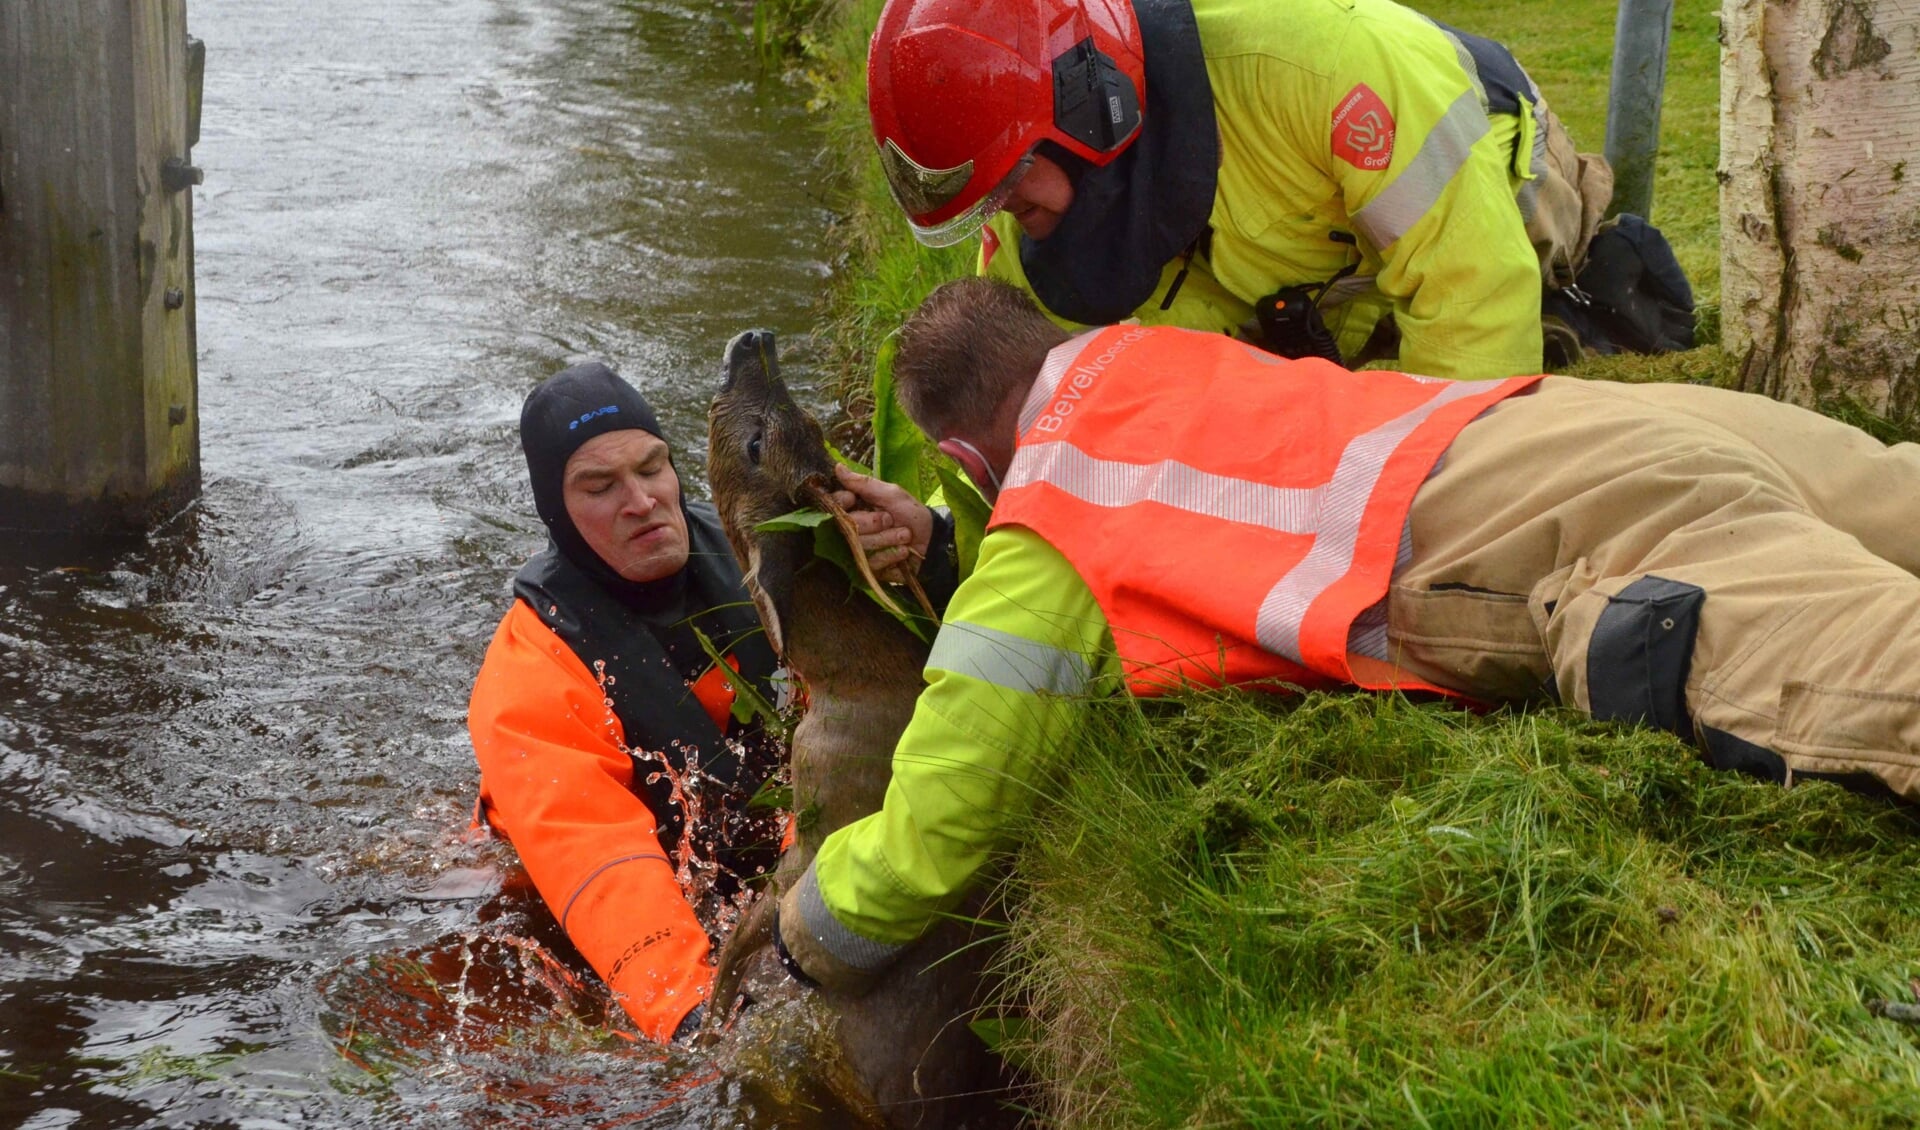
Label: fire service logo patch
xmin=1331 ymin=83 xmax=1396 ymax=171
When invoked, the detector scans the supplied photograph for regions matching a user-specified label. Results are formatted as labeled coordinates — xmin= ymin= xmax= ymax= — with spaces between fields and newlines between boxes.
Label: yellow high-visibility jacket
xmin=797 ymin=526 xmax=1115 ymax=954
xmin=982 ymin=0 xmax=1543 ymax=380
xmin=789 ymin=325 xmax=1531 ymax=961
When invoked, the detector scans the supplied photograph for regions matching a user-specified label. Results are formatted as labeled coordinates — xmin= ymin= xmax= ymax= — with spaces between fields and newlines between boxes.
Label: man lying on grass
xmin=773 ymin=277 xmax=1920 ymax=992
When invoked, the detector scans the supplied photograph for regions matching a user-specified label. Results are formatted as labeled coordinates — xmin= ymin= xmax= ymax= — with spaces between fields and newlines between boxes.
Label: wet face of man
xmin=1004 ymin=154 xmax=1075 ymax=241
xmin=563 ymin=430 xmax=690 ymax=583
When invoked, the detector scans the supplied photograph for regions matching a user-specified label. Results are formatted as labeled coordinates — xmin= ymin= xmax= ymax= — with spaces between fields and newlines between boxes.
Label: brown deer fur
xmin=704 ymin=329 xmax=1015 ymax=1129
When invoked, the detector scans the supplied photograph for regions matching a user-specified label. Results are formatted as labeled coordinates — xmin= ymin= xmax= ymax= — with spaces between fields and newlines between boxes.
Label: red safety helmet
xmin=868 ymin=0 xmax=1146 ymax=247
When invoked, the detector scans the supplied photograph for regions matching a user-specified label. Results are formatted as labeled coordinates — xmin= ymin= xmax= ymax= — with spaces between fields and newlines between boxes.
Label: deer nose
xmin=722 ymin=329 xmax=778 ymax=390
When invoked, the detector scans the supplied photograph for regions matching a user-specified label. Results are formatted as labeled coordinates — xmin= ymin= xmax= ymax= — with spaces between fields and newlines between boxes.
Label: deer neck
xmin=781 ymin=560 xmax=929 ymax=705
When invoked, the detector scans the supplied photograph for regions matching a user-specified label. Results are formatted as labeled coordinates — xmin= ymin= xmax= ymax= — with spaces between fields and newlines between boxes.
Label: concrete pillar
xmin=0 ymin=1 xmax=202 ymax=535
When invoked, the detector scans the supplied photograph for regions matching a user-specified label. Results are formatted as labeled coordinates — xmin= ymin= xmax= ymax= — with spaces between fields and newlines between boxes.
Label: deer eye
xmin=747 ymin=432 xmax=763 ymax=465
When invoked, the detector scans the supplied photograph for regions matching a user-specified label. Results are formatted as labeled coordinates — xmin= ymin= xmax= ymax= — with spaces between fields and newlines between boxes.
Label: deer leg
xmin=700 ymin=892 xmax=776 ymax=1046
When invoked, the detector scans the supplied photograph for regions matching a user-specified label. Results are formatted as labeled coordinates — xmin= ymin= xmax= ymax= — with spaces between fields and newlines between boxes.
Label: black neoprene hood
xmin=519 ymin=361 xmax=677 ymax=600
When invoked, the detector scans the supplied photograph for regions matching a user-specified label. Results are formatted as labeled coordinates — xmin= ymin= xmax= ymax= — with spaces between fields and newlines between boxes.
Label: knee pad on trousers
xmin=1588 ymin=577 xmax=1903 ymax=802
xmin=1586 ymin=575 xmax=1704 ymax=739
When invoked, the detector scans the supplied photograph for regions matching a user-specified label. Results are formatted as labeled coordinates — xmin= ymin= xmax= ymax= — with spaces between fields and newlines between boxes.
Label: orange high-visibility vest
xmin=989 ymin=325 xmax=1542 ymax=695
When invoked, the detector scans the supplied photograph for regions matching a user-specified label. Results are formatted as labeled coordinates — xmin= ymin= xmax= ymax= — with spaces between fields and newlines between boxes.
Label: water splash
xmin=586 ymin=656 xmax=780 ymax=942
xmin=317 ymin=921 xmax=870 ymax=1128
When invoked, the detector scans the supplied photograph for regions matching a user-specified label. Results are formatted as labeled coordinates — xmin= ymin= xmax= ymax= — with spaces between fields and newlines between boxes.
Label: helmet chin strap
xmin=944 ymin=437 xmax=1003 ymax=502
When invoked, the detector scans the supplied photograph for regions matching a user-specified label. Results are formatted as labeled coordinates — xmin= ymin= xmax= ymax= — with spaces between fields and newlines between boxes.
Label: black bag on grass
xmin=1543 ymin=213 xmax=1696 ymax=358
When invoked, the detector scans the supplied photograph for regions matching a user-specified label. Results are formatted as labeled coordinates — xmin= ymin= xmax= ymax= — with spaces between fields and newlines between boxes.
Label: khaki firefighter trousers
xmin=1391 ymin=377 xmax=1920 ymax=798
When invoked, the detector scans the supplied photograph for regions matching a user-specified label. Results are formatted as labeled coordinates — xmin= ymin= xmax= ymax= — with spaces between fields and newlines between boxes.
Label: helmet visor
xmin=903 ymin=152 xmax=1035 ymax=249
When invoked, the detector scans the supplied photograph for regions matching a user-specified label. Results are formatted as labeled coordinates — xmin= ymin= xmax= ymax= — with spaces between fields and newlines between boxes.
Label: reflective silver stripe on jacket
xmin=1426 ymin=16 xmax=1551 ymax=226
xmin=928 ymin=620 xmax=1092 ymax=697
xmin=1008 ymin=440 xmax=1328 ymax=535
xmin=1005 ymin=369 xmax=1509 ymax=669
xmin=794 ymin=865 xmax=906 ymax=971
xmin=1021 ymin=330 xmax=1107 ymax=435
xmin=1514 ymin=94 xmax=1552 ymax=226
xmin=1256 ymin=378 xmax=1509 ymax=663
xmin=1352 ymin=89 xmax=1490 ymax=251
xmin=1320 ymin=272 xmax=1383 ymax=311
xmin=1345 ymin=517 xmax=1416 ymax=661
xmin=1434 ymin=23 xmax=1489 ymax=109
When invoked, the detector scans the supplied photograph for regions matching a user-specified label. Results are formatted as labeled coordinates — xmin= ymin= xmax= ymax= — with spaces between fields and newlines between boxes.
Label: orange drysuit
xmin=469 ymin=603 xmax=733 ymax=1040
xmin=468 ymin=504 xmax=783 ymax=1042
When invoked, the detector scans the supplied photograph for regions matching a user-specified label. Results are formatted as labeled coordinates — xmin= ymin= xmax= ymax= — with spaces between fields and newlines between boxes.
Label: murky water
xmin=0 ymin=1 xmax=842 ymax=1125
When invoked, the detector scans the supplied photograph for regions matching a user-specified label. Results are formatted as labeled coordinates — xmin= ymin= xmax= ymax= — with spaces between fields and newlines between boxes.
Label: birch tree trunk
xmin=1722 ymin=0 xmax=1920 ymax=428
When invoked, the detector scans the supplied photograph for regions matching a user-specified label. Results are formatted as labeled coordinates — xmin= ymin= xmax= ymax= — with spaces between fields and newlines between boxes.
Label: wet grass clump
xmin=999 ymin=691 xmax=1920 ymax=1127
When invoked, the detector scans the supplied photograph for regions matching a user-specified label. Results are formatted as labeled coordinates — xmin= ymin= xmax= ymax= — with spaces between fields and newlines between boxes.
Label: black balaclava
xmin=519 ymin=361 xmax=687 ymax=611
xmin=1019 ymin=0 xmax=1218 ymax=325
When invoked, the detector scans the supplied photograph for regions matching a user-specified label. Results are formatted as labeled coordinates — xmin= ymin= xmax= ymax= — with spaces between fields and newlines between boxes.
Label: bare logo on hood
xmin=570 ymin=405 xmax=621 ymax=430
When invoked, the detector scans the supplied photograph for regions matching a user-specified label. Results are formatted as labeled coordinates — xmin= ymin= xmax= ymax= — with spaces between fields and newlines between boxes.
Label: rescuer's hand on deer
xmin=828 ymin=464 xmax=933 ymax=585
xmin=772 ymin=881 xmax=886 ymax=996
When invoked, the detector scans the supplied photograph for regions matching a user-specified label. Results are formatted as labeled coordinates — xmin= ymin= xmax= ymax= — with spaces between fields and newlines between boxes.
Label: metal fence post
xmin=1604 ymin=0 xmax=1676 ymax=219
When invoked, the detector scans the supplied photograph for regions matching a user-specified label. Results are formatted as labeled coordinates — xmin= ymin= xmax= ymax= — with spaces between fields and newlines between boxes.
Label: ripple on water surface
xmin=0 ymin=0 xmax=850 ymax=1124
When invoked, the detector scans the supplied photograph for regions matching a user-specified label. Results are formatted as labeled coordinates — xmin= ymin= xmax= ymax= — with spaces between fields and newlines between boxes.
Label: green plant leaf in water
xmin=747 ymin=779 xmax=794 ymax=811
xmin=691 ymin=623 xmax=790 ymax=736
xmin=105 ymin=1046 xmax=241 ymax=1086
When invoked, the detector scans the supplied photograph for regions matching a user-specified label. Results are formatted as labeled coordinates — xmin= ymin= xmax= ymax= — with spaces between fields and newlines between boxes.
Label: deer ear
xmin=742 ymin=542 xmax=787 ymax=658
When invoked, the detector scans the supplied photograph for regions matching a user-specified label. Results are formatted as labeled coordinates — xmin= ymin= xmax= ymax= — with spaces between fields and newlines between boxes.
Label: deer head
xmin=706 ymin=329 xmax=839 ymax=659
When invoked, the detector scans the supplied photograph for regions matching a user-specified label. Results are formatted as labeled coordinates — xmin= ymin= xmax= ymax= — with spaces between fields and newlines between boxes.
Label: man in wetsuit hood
xmin=467 ymin=362 xmax=783 ymax=1042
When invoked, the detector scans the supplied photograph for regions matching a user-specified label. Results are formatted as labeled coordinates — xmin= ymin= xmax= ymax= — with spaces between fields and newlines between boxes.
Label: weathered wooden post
xmin=0 ymin=2 xmax=203 ymax=536
xmin=1603 ymin=0 xmax=1675 ymax=219
xmin=1722 ymin=0 xmax=1920 ymax=426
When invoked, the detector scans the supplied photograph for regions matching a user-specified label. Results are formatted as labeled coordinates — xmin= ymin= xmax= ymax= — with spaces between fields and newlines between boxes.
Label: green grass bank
xmin=764 ymin=1 xmax=1920 ymax=1123
xmin=1004 ymin=692 xmax=1920 ymax=1127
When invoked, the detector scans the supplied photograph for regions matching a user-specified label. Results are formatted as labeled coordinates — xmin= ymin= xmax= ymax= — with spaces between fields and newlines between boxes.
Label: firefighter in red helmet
xmin=867 ymin=0 xmax=1615 ymax=380
xmin=870 ymin=0 xmax=1146 ymax=246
